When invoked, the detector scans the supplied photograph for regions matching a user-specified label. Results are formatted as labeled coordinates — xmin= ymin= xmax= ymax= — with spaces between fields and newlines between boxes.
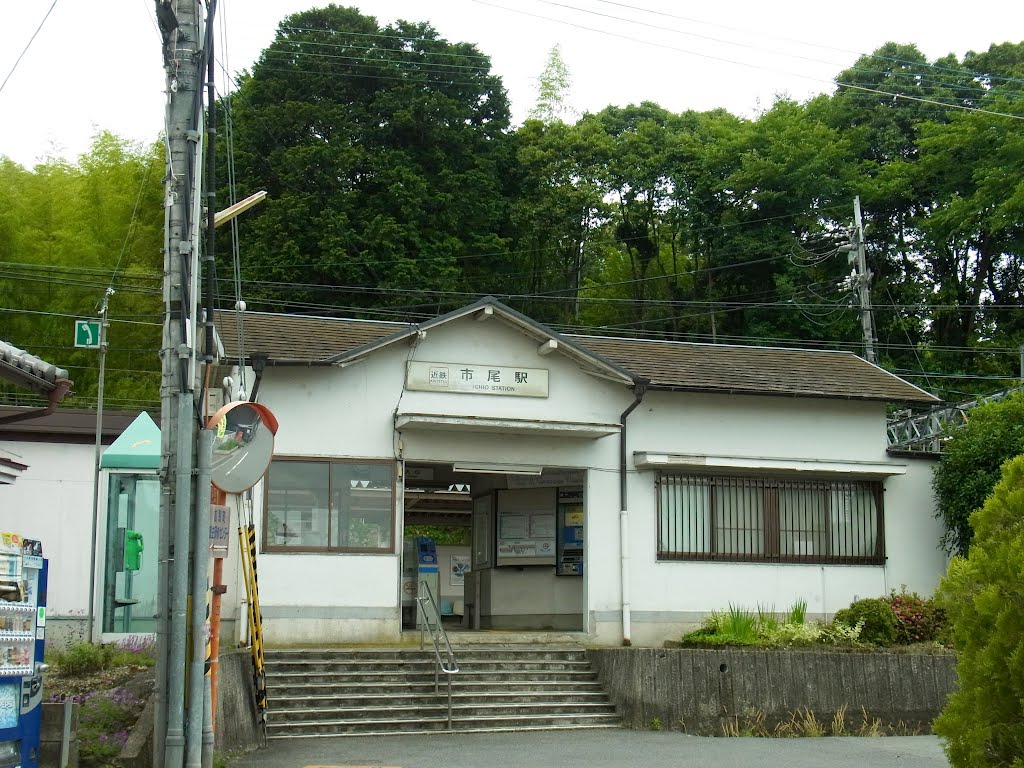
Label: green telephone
xmin=124 ymin=530 xmax=144 ymax=572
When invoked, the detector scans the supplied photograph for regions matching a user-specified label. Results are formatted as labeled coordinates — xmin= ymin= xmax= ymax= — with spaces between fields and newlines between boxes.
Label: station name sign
xmin=406 ymin=361 xmax=549 ymax=398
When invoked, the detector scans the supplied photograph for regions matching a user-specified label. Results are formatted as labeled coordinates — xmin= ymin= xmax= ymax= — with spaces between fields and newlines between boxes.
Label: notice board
xmin=495 ymin=487 xmax=557 ymax=567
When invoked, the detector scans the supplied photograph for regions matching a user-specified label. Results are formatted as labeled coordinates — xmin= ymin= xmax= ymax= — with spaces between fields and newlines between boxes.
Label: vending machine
xmin=0 ymin=533 xmax=47 ymax=768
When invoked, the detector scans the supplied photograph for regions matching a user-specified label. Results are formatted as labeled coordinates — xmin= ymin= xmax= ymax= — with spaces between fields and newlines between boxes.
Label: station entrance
xmin=400 ymin=462 xmax=586 ymax=633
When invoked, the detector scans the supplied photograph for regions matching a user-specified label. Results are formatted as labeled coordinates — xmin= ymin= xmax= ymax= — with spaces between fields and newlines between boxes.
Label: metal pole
xmin=86 ymin=287 xmax=113 ymax=642
xmin=853 ymin=196 xmax=877 ymax=364
xmin=157 ymin=2 xmax=204 ymax=766
xmin=186 ymin=428 xmax=213 ymax=768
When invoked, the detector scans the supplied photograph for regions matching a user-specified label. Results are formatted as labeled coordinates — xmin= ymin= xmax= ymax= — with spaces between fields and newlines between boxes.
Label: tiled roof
xmin=0 ymin=340 xmax=71 ymax=393
xmin=215 ymin=311 xmax=403 ymax=364
xmin=216 ymin=308 xmax=937 ymax=404
xmin=569 ymin=336 xmax=934 ymax=403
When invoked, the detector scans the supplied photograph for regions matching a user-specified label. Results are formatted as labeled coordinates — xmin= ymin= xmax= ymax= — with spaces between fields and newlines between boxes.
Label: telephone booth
xmin=99 ymin=412 xmax=160 ymax=639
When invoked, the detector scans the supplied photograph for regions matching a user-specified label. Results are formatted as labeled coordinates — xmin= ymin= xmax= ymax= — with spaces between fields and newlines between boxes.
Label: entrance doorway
xmin=401 ymin=463 xmax=586 ymax=633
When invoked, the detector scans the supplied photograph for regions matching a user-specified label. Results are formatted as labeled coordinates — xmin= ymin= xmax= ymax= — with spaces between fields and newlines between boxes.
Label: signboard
xmin=495 ymin=488 xmax=557 ymax=567
xmin=209 ymin=504 xmax=230 ymax=557
xmin=406 ymin=361 xmax=548 ymax=398
xmin=74 ymin=320 xmax=101 ymax=349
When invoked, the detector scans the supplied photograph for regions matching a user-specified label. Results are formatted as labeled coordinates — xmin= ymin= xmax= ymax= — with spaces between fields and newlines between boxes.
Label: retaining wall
xmin=587 ymin=647 xmax=957 ymax=735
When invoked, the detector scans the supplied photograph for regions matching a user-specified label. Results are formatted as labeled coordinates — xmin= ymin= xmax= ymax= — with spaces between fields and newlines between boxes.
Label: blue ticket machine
xmin=0 ymin=534 xmax=47 ymax=768
xmin=414 ymin=537 xmax=439 ymax=627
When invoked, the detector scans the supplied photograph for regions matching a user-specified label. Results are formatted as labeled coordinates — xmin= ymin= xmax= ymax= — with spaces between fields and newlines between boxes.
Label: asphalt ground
xmin=240 ymin=729 xmax=950 ymax=768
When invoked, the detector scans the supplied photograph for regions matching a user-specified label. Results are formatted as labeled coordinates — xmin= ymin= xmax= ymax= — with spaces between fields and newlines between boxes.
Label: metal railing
xmin=887 ymin=386 xmax=1021 ymax=453
xmin=415 ymin=580 xmax=460 ymax=729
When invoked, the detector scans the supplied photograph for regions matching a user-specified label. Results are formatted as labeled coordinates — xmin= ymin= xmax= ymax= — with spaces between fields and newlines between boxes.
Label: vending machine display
xmin=0 ymin=533 xmax=47 ymax=768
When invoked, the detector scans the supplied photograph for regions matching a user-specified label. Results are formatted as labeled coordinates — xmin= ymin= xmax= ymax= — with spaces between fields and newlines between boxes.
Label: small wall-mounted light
xmin=538 ymin=339 xmax=558 ymax=356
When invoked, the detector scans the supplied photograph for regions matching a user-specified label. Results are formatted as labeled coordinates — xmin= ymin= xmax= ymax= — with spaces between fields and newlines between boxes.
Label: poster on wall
xmin=450 ymin=555 xmax=470 ymax=586
xmin=495 ymin=487 xmax=557 ymax=567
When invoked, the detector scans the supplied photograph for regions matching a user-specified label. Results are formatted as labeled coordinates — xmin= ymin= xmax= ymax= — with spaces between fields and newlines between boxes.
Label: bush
xmin=51 ymin=643 xmax=116 ymax=676
xmin=883 ymin=589 xmax=946 ymax=645
xmin=934 ymin=454 xmax=1024 ymax=768
xmin=833 ymin=598 xmax=898 ymax=646
xmin=932 ymin=391 xmax=1024 ymax=555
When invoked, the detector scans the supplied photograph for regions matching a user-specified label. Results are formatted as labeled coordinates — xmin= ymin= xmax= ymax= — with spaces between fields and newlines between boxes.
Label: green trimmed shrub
xmin=833 ymin=598 xmax=898 ymax=646
xmin=934 ymin=455 xmax=1024 ymax=767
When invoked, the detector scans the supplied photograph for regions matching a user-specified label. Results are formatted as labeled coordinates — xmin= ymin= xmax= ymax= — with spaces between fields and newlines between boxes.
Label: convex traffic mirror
xmin=207 ymin=401 xmax=279 ymax=493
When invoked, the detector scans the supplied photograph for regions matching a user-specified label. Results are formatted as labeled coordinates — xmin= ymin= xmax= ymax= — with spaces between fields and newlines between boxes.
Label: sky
xmin=0 ymin=0 xmax=1021 ymax=168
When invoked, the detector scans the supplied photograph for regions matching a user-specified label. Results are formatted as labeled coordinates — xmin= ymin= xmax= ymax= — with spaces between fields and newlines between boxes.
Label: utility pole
xmin=851 ymin=196 xmax=877 ymax=364
xmin=155 ymin=1 xmax=209 ymax=766
xmin=86 ymin=287 xmax=113 ymax=644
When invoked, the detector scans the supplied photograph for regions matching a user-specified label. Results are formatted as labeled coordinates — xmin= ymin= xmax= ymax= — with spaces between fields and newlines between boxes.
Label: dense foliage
xmin=934 ymin=455 xmax=1024 ymax=768
xmin=1 ymin=7 xmax=1022 ymax=409
xmin=883 ymin=589 xmax=946 ymax=645
xmin=0 ymin=134 xmax=163 ymax=408
xmin=932 ymin=391 xmax=1024 ymax=554
xmin=832 ymin=599 xmax=899 ymax=647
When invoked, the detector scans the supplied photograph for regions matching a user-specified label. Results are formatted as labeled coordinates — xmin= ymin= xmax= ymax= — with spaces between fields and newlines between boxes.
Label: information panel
xmin=495 ymin=487 xmax=557 ymax=567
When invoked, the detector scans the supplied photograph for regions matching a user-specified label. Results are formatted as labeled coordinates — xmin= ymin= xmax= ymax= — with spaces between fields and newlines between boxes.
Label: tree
xmin=934 ymin=453 xmax=1024 ymax=767
xmin=932 ymin=391 xmax=1024 ymax=555
xmin=0 ymin=134 xmax=164 ymax=409
xmin=219 ymin=5 xmax=514 ymax=315
xmin=528 ymin=45 xmax=575 ymax=124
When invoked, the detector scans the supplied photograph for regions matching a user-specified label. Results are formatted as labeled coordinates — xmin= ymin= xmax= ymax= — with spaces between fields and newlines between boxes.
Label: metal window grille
xmin=657 ymin=474 xmax=884 ymax=565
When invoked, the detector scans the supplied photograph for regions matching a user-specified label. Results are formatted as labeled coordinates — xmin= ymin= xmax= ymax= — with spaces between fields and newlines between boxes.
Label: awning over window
xmin=0 ymin=455 xmax=29 ymax=485
xmin=395 ymin=413 xmax=620 ymax=439
xmin=633 ymin=451 xmax=906 ymax=477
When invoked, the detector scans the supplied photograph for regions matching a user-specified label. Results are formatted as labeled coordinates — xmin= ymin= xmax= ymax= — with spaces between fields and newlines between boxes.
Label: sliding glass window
xmin=264 ymin=458 xmax=395 ymax=554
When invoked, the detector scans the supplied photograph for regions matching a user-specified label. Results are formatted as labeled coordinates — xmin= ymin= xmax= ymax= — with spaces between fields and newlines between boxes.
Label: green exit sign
xmin=74 ymin=320 xmax=101 ymax=349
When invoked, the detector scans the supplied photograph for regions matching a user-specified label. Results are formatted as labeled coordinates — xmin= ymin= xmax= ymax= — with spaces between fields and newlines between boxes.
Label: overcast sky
xmin=1 ymin=0 xmax=1020 ymax=167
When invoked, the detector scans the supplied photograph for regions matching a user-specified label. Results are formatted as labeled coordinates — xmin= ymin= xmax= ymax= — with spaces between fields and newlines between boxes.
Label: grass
xmin=719 ymin=705 xmax=920 ymax=738
xmin=681 ymin=599 xmax=847 ymax=648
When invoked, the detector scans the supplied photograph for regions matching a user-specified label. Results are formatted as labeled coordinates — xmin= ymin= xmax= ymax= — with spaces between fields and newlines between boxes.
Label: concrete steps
xmin=264 ymin=646 xmax=620 ymax=738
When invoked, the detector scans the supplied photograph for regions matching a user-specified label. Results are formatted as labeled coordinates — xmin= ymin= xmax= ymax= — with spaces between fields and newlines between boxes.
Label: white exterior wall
xmin=617 ymin=392 xmax=948 ymax=646
xmin=0 ymin=440 xmax=95 ymax=641
xmin=240 ymin=315 xmax=950 ymax=647
xmin=249 ymin=317 xmax=632 ymax=643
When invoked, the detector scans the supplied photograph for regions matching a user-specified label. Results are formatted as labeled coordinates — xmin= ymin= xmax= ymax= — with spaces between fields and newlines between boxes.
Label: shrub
xmin=833 ymin=598 xmax=898 ymax=646
xmin=884 ymin=589 xmax=946 ymax=645
xmin=932 ymin=390 xmax=1024 ymax=555
xmin=934 ymin=454 xmax=1024 ymax=768
xmin=51 ymin=643 xmax=116 ymax=676
xmin=821 ymin=619 xmax=865 ymax=646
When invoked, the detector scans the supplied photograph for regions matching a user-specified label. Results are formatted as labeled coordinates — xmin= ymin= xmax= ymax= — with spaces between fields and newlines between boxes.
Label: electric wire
xmin=469 ymin=0 xmax=1024 ymax=121
xmin=0 ymin=0 xmax=59 ymax=97
xmin=535 ymin=0 xmax=1024 ymax=105
xmin=588 ymin=0 xmax=1024 ymax=89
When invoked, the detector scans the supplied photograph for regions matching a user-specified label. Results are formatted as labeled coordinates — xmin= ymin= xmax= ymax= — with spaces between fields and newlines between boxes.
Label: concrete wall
xmin=215 ymin=649 xmax=261 ymax=751
xmin=588 ymin=647 xmax=957 ymax=734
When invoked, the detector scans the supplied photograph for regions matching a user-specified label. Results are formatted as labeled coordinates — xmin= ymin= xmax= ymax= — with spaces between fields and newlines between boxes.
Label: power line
xmin=587 ymin=0 xmax=1024 ymax=88
xmin=536 ymin=0 xmax=1024 ymax=105
xmin=0 ymin=0 xmax=59 ymax=97
xmin=470 ymin=0 xmax=1024 ymax=121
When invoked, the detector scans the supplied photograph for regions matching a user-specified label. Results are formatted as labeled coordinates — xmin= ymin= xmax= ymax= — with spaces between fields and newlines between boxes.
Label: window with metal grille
xmin=657 ymin=474 xmax=884 ymax=564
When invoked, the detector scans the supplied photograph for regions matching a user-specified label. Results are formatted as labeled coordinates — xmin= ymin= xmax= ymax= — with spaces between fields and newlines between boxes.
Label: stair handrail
xmin=415 ymin=579 xmax=459 ymax=729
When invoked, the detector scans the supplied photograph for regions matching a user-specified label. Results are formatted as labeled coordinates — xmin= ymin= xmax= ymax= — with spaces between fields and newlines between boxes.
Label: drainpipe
xmin=619 ymin=379 xmax=648 ymax=647
xmin=248 ymin=353 xmax=268 ymax=402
